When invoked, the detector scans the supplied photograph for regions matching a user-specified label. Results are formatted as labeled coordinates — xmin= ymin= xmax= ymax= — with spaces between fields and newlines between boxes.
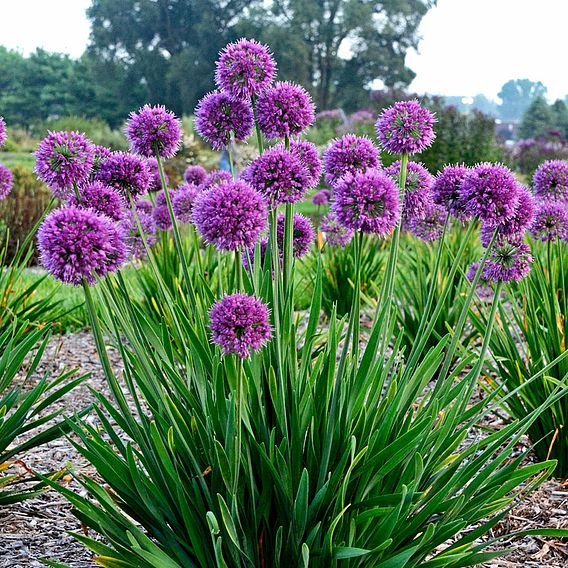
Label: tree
xmin=518 ymin=96 xmax=554 ymax=139
xmin=551 ymin=99 xmax=568 ymax=139
xmin=497 ymin=79 xmax=547 ymax=122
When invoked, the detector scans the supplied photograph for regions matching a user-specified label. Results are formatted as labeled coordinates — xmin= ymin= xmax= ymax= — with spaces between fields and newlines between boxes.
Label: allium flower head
xmin=153 ymin=204 xmax=173 ymax=231
xmin=482 ymin=241 xmax=533 ymax=283
xmin=120 ymin=208 xmax=156 ymax=258
xmin=95 ymin=152 xmax=150 ymax=198
xmin=135 ymin=198 xmax=153 ymax=215
xmin=172 ymin=183 xmax=201 ymax=223
xmin=532 ymin=160 xmax=568 ymax=203
xmin=407 ymin=203 xmax=447 ymax=242
xmin=376 ymin=100 xmax=436 ymax=155
xmin=68 ymin=181 xmax=125 ymax=222
xmin=431 ymin=164 xmax=471 ymax=221
xmin=321 ymin=213 xmax=354 ymax=247
xmin=37 ymin=206 xmax=127 ymax=285
xmin=199 ymin=169 xmax=233 ymax=191
xmin=312 ymin=189 xmax=330 ymax=206
xmin=467 ymin=261 xmax=494 ymax=300
xmin=324 ymin=134 xmax=380 ymax=186
xmin=241 ymin=147 xmax=309 ymax=205
xmin=155 ymin=189 xmax=177 ymax=208
xmin=192 ymin=180 xmax=268 ymax=251
xmin=276 ymin=212 xmax=315 ymax=258
xmin=91 ymin=145 xmax=113 ymax=177
xmin=459 ymin=163 xmax=520 ymax=223
xmin=146 ymin=157 xmax=168 ymax=192
xmin=215 ymin=38 xmax=276 ymax=99
xmin=195 ymin=91 xmax=254 ymax=150
xmin=285 ymin=139 xmax=321 ymax=187
xmin=256 ymin=81 xmax=315 ymax=139
xmin=332 ymin=168 xmax=400 ymax=235
xmin=209 ymin=293 xmax=272 ymax=359
xmin=126 ymin=104 xmax=182 ymax=158
xmin=0 ymin=164 xmax=13 ymax=200
xmin=0 ymin=117 xmax=6 ymax=148
xmin=184 ymin=164 xmax=207 ymax=186
xmin=530 ymin=201 xmax=568 ymax=241
xmin=34 ymin=131 xmax=95 ymax=198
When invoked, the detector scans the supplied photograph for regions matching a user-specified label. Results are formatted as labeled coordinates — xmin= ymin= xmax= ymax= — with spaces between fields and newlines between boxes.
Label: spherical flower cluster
xmin=120 ymin=208 xmax=156 ymax=258
xmin=459 ymin=163 xmax=520 ymax=223
xmin=152 ymin=204 xmax=173 ymax=231
xmin=95 ymin=152 xmax=150 ymax=198
xmin=37 ymin=206 xmax=127 ymax=286
xmin=68 ymin=181 xmax=125 ymax=222
xmin=146 ymin=157 xmax=168 ymax=192
xmin=0 ymin=117 xmax=6 ymax=148
xmin=256 ymin=81 xmax=315 ymax=139
xmin=312 ymin=189 xmax=330 ymax=206
xmin=320 ymin=213 xmax=354 ymax=247
xmin=241 ymin=147 xmax=309 ymax=205
xmin=195 ymin=91 xmax=254 ymax=150
xmin=184 ymin=164 xmax=207 ymax=186
xmin=215 ymin=38 xmax=276 ymax=99
xmin=530 ymin=202 xmax=568 ymax=242
xmin=431 ymin=164 xmax=471 ymax=221
xmin=155 ymin=189 xmax=176 ymax=208
xmin=126 ymin=104 xmax=182 ymax=158
xmin=135 ymin=198 xmax=153 ymax=216
xmin=172 ymin=183 xmax=200 ymax=223
xmin=482 ymin=241 xmax=533 ymax=283
xmin=287 ymin=139 xmax=321 ymax=187
xmin=209 ymin=293 xmax=272 ymax=359
xmin=91 ymin=145 xmax=113 ymax=177
xmin=199 ymin=169 xmax=233 ymax=190
xmin=332 ymin=169 xmax=400 ymax=235
xmin=276 ymin=213 xmax=315 ymax=258
xmin=192 ymin=180 xmax=268 ymax=251
xmin=532 ymin=160 xmax=568 ymax=202
xmin=376 ymin=100 xmax=436 ymax=155
xmin=34 ymin=131 xmax=94 ymax=198
xmin=0 ymin=164 xmax=14 ymax=200
xmin=324 ymin=134 xmax=380 ymax=186
xmin=407 ymin=203 xmax=447 ymax=242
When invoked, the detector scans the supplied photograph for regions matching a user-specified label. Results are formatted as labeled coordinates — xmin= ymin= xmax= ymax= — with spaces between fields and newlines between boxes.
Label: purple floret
xmin=276 ymin=212 xmax=315 ymax=258
xmin=120 ymin=208 xmax=156 ymax=258
xmin=482 ymin=241 xmax=533 ymax=283
xmin=0 ymin=117 xmax=6 ymax=148
xmin=152 ymin=204 xmax=173 ymax=231
xmin=287 ymin=139 xmax=321 ymax=188
xmin=146 ymin=157 xmax=168 ymax=192
xmin=184 ymin=165 xmax=207 ymax=186
xmin=530 ymin=201 xmax=568 ymax=242
xmin=312 ymin=189 xmax=331 ymax=206
xmin=532 ymin=160 xmax=568 ymax=203
xmin=68 ymin=181 xmax=126 ymax=222
xmin=0 ymin=164 xmax=13 ymax=200
xmin=321 ymin=213 xmax=354 ymax=247
xmin=407 ymin=203 xmax=447 ymax=242
xmin=323 ymin=134 xmax=380 ymax=186
xmin=172 ymin=183 xmax=201 ymax=223
xmin=431 ymin=164 xmax=471 ymax=221
xmin=95 ymin=152 xmax=151 ymax=198
xmin=199 ymin=170 xmax=233 ymax=191
xmin=135 ymin=198 xmax=153 ymax=215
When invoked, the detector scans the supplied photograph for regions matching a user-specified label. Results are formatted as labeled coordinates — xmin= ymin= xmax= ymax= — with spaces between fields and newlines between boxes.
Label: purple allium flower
xmin=321 ymin=213 xmax=354 ymax=247
xmin=479 ymin=185 xmax=535 ymax=247
xmin=192 ymin=180 xmax=268 ymax=251
xmin=209 ymin=293 xmax=272 ymax=359
xmin=466 ymin=261 xmax=494 ymax=300
xmin=195 ymin=91 xmax=254 ymax=150
xmin=384 ymin=160 xmax=434 ymax=221
xmin=184 ymin=164 xmax=207 ymax=186
xmin=68 ymin=181 xmax=125 ymax=222
xmin=530 ymin=201 xmax=568 ymax=241
xmin=459 ymin=163 xmax=520 ymax=223
xmin=482 ymin=241 xmax=533 ymax=283
xmin=199 ymin=169 xmax=233 ymax=191
xmin=0 ymin=117 xmax=6 ymax=148
xmin=0 ymin=164 xmax=13 ymax=200
xmin=323 ymin=134 xmax=380 ymax=186
xmin=287 ymin=139 xmax=321 ymax=187
xmin=241 ymin=147 xmax=309 ymax=205
xmin=155 ymin=188 xmax=177 ymax=208
xmin=376 ymin=100 xmax=436 ymax=155
xmin=312 ymin=189 xmax=330 ymax=206
xmin=431 ymin=164 xmax=471 ymax=221
xmin=152 ymin=204 xmax=173 ymax=231
xmin=135 ymin=198 xmax=153 ymax=215
xmin=172 ymin=183 xmax=200 ymax=223
xmin=332 ymin=168 xmax=400 ymax=235
xmin=91 ymin=145 xmax=113 ymax=178
xmin=37 ymin=206 xmax=127 ymax=286
xmin=215 ymin=38 xmax=276 ymax=99
xmin=146 ymin=157 xmax=168 ymax=192
xmin=256 ymin=81 xmax=315 ymax=139
xmin=95 ymin=152 xmax=150 ymax=198
xmin=120 ymin=208 xmax=156 ymax=258
xmin=276 ymin=212 xmax=315 ymax=258
xmin=126 ymin=104 xmax=182 ymax=158
xmin=34 ymin=131 xmax=95 ymax=198
xmin=532 ymin=160 xmax=568 ymax=203
xmin=407 ymin=203 xmax=447 ymax=242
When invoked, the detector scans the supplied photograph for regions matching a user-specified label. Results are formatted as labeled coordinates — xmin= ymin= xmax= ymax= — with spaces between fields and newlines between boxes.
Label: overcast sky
xmin=1 ymin=0 xmax=566 ymax=102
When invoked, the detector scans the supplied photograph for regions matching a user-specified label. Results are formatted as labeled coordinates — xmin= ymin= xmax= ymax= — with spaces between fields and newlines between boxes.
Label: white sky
xmin=0 ymin=0 xmax=566 ymax=102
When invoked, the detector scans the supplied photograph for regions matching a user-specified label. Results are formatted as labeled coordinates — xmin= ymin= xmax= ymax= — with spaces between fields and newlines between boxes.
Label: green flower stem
xmin=228 ymin=135 xmax=236 ymax=179
xmin=72 ymin=182 xmax=82 ymax=205
xmin=232 ymin=356 xmax=243 ymax=509
xmin=235 ymin=248 xmax=243 ymax=292
xmin=351 ymin=230 xmax=363 ymax=356
xmin=251 ymin=95 xmax=264 ymax=155
xmin=217 ymin=251 xmax=224 ymax=296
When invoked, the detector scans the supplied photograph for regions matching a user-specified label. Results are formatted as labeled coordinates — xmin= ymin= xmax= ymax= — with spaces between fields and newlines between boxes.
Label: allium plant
xmin=0 ymin=116 xmax=6 ymax=148
xmin=95 ymin=152 xmax=150 ymax=198
xmin=0 ymin=164 xmax=14 ymax=200
xmin=183 ymin=164 xmax=207 ymax=186
xmin=146 ymin=157 xmax=168 ymax=192
xmin=532 ymin=159 xmax=568 ymax=202
xmin=323 ymin=134 xmax=380 ymax=186
xmin=172 ymin=183 xmax=200 ymax=223
xmin=68 ymin=180 xmax=125 ymax=221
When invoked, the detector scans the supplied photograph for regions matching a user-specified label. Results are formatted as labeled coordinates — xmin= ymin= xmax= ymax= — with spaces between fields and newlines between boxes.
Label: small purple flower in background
xmin=459 ymin=163 xmax=520 ymax=223
xmin=195 ymin=91 xmax=254 ymax=150
xmin=209 ymin=292 xmax=272 ymax=359
xmin=376 ymin=100 xmax=436 ymax=155
xmin=126 ymin=104 xmax=182 ymax=158
xmin=276 ymin=213 xmax=315 ymax=258
xmin=155 ymin=189 xmax=177 ymax=208
xmin=532 ymin=160 xmax=568 ymax=203
xmin=68 ymin=181 xmax=125 ymax=222
xmin=0 ymin=117 xmax=6 ymax=148
xmin=37 ymin=206 xmax=127 ymax=286
xmin=287 ymin=139 xmax=321 ymax=187
xmin=120 ymin=208 xmax=156 ymax=258
xmin=135 ymin=198 xmax=153 ymax=216
xmin=184 ymin=164 xmax=207 ymax=186
xmin=312 ymin=189 xmax=330 ymax=206
xmin=321 ymin=213 xmax=354 ymax=247
xmin=431 ymin=164 xmax=471 ymax=221
xmin=95 ymin=152 xmax=150 ymax=198
xmin=198 ymin=169 xmax=233 ymax=191
xmin=332 ymin=168 xmax=400 ymax=236
xmin=241 ymin=147 xmax=309 ymax=205
xmin=152 ymin=204 xmax=173 ymax=231
xmin=215 ymin=38 xmax=276 ymax=99
xmin=466 ymin=261 xmax=494 ymax=300
xmin=407 ymin=203 xmax=447 ymax=242
xmin=256 ymin=81 xmax=315 ymax=139
xmin=0 ymin=164 xmax=14 ymax=200
xmin=530 ymin=202 xmax=568 ymax=241
xmin=172 ymin=183 xmax=201 ymax=223
xmin=146 ymin=157 xmax=168 ymax=192
xmin=482 ymin=241 xmax=533 ymax=283
xmin=34 ymin=131 xmax=94 ymax=198
xmin=192 ymin=180 xmax=268 ymax=251
xmin=323 ymin=134 xmax=380 ymax=186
